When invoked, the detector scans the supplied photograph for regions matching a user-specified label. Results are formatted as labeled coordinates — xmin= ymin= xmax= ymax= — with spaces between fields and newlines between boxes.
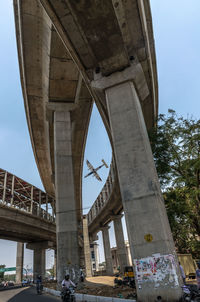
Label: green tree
xmin=149 ymin=109 xmax=200 ymax=256
xmin=0 ymin=265 xmax=6 ymax=280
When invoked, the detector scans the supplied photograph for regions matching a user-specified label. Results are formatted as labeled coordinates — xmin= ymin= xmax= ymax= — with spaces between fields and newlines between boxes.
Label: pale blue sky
xmin=0 ymin=0 xmax=200 ymax=268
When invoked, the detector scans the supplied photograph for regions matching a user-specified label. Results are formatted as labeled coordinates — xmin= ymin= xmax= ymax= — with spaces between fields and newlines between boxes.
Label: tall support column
xmin=54 ymin=249 xmax=57 ymax=280
xmin=93 ymin=242 xmax=99 ymax=272
xmin=54 ymin=110 xmax=79 ymax=285
xmin=102 ymin=80 xmax=182 ymax=300
xmin=82 ymin=215 xmax=92 ymax=277
xmin=33 ymin=248 xmax=45 ymax=281
xmin=16 ymin=242 xmax=24 ymax=284
xmin=101 ymin=226 xmax=113 ymax=275
xmin=113 ymin=215 xmax=128 ymax=272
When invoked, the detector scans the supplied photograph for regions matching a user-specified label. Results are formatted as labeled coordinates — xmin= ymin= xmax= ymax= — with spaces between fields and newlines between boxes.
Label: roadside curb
xmin=0 ymin=285 xmax=22 ymax=291
xmin=43 ymin=286 xmax=136 ymax=302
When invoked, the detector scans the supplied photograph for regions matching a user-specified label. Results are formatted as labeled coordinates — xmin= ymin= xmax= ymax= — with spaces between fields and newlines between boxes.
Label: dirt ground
xmin=77 ymin=276 xmax=136 ymax=299
xmin=44 ymin=276 xmax=136 ymax=299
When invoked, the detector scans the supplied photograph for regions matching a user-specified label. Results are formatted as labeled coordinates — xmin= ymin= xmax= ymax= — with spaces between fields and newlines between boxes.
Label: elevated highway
xmin=0 ymin=168 xmax=55 ymax=243
xmin=0 ymin=168 xmax=56 ymax=281
xmin=14 ymin=1 xmax=182 ymax=300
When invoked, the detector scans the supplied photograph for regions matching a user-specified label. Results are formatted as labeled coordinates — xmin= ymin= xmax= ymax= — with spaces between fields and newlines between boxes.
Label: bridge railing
xmin=0 ymin=168 xmax=55 ymax=223
xmin=0 ymin=198 xmax=55 ymax=222
xmin=87 ymin=161 xmax=115 ymax=225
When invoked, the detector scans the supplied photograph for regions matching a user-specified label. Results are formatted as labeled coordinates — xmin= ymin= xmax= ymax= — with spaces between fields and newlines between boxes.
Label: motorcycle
xmin=182 ymin=284 xmax=200 ymax=302
xmin=36 ymin=282 xmax=43 ymax=295
xmin=61 ymin=286 xmax=76 ymax=302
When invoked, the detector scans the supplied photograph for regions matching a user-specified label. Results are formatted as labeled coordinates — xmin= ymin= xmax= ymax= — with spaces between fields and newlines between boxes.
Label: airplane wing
xmin=84 ymin=171 xmax=93 ymax=178
xmin=93 ymin=171 xmax=102 ymax=181
xmin=86 ymin=160 xmax=94 ymax=171
xmin=102 ymin=159 xmax=108 ymax=168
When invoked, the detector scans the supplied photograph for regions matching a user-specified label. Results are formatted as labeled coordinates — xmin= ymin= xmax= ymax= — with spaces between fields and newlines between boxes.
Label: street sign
xmin=0 ymin=267 xmax=16 ymax=273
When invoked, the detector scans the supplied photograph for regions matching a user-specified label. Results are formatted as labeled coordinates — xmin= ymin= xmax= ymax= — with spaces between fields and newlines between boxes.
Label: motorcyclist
xmin=61 ymin=275 xmax=76 ymax=301
xmin=36 ymin=275 xmax=42 ymax=294
xmin=62 ymin=274 xmax=75 ymax=289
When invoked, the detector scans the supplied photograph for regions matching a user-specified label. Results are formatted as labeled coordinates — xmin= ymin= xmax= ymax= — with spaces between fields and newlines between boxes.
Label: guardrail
xmin=0 ymin=199 xmax=55 ymax=222
xmin=87 ymin=161 xmax=115 ymax=225
xmin=0 ymin=168 xmax=55 ymax=223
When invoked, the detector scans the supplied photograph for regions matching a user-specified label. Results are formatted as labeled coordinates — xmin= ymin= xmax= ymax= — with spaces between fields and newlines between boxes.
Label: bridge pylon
xmin=92 ymin=70 xmax=182 ymax=301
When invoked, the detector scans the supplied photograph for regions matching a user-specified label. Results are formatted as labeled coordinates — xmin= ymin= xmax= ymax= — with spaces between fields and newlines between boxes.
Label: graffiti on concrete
xmin=134 ymin=253 xmax=179 ymax=289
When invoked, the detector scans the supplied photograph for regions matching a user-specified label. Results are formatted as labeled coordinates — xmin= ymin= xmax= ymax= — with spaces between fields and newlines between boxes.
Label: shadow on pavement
xmin=7 ymin=287 xmax=59 ymax=302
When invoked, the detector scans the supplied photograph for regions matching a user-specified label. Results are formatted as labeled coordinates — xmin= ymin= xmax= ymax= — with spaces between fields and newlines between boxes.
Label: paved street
xmin=0 ymin=287 xmax=59 ymax=302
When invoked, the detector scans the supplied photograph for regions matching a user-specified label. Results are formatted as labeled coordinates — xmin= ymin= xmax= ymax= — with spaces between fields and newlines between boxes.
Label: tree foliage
xmin=0 ymin=265 xmax=6 ymax=280
xmin=149 ymin=109 xmax=200 ymax=257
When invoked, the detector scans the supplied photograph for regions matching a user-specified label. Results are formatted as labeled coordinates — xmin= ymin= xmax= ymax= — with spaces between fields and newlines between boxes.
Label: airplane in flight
xmin=84 ymin=159 xmax=108 ymax=181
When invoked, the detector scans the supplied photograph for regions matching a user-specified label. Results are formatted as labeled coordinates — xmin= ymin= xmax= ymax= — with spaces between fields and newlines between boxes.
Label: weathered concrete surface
xmin=16 ymin=242 xmax=24 ymax=284
xmin=54 ymin=110 xmax=80 ymax=283
xmin=0 ymin=203 xmax=56 ymax=243
xmin=33 ymin=247 xmax=46 ymax=281
xmin=105 ymin=81 xmax=182 ymax=301
xmin=14 ymin=0 xmax=157 ymax=204
xmin=13 ymin=1 xmax=166 ymax=300
xmin=113 ymin=215 xmax=128 ymax=272
xmin=82 ymin=216 xmax=92 ymax=277
xmin=101 ymin=226 xmax=113 ymax=276
xmin=14 ymin=1 xmax=93 ymax=224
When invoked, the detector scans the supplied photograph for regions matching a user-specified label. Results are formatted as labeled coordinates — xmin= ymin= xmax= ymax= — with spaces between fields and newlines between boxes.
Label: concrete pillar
xmin=16 ymin=242 xmax=24 ymax=284
xmin=93 ymin=242 xmax=99 ymax=272
xmin=103 ymin=80 xmax=182 ymax=300
xmin=82 ymin=216 xmax=92 ymax=277
xmin=101 ymin=226 xmax=113 ymax=275
xmin=33 ymin=248 xmax=45 ymax=281
xmin=54 ymin=249 xmax=57 ymax=280
xmin=113 ymin=215 xmax=128 ymax=272
xmin=54 ymin=110 xmax=79 ymax=285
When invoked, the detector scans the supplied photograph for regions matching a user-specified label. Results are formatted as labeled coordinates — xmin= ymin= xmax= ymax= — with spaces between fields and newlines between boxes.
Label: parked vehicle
xmin=178 ymin=254 xmax=197 ymax=281
xmin=22 ymin=279 xmax=28 ymax=287
xmin=114 ymin=266 xmax=135 ymax=288
xmin=182 ymin=284 xmax=200 ymax=301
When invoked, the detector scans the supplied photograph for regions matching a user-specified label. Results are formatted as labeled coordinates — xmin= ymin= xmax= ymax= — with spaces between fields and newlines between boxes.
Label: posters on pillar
xmin=134 ymin=254 xmax=179 ymax=289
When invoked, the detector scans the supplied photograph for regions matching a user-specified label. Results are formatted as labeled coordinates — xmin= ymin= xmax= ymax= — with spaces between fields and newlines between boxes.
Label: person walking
xmin=179 ymin=262 xmax=186 ymax=284
xmin=196 ymin=262 xmax=200 ymax=290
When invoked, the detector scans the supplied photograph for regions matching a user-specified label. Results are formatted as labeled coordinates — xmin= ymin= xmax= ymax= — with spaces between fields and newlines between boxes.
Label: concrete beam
xmin=26 ymin=241 xmax=54 ymax=250
xmin=92 ymin=61 xmax=149 ymax=102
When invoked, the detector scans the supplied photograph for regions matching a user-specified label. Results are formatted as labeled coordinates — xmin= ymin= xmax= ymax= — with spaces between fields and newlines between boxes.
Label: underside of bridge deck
xmin=14 ymin=0 xmax=182 ymax=300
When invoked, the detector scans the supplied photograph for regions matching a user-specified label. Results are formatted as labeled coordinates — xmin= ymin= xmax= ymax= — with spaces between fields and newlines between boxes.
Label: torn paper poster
xmin=134 ymin=253 xmax=179 ymax=288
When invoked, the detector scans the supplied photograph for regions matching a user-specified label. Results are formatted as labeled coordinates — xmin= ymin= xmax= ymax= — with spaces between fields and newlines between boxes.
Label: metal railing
xmin=0 ymin=198 xmax=55 ymax=222
xmin=0 ymin=168 xmax=55 ymax=223
xmin=87 ymin=161 xmax=115 ymax=225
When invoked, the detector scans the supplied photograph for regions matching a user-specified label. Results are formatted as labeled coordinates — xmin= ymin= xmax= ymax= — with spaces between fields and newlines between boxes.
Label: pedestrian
xmin=80 ymin=269 xmax=84 ymax=282
xmin=196 ymin=262 xmax=200 ymax=290
xmin=179 ymin=262 xmax=186 ymax=284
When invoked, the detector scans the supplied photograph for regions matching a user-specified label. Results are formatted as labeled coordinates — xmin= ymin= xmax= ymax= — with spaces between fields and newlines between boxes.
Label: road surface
xmin=0 ymin=287 xmax=59 ymax=302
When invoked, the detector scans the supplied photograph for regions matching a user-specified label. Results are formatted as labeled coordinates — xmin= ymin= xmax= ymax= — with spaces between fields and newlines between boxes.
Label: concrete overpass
xmin=14 ymin=0 xmax=182 ymax=300
xmin=0 ymin=167 xmax=56 ymax=282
